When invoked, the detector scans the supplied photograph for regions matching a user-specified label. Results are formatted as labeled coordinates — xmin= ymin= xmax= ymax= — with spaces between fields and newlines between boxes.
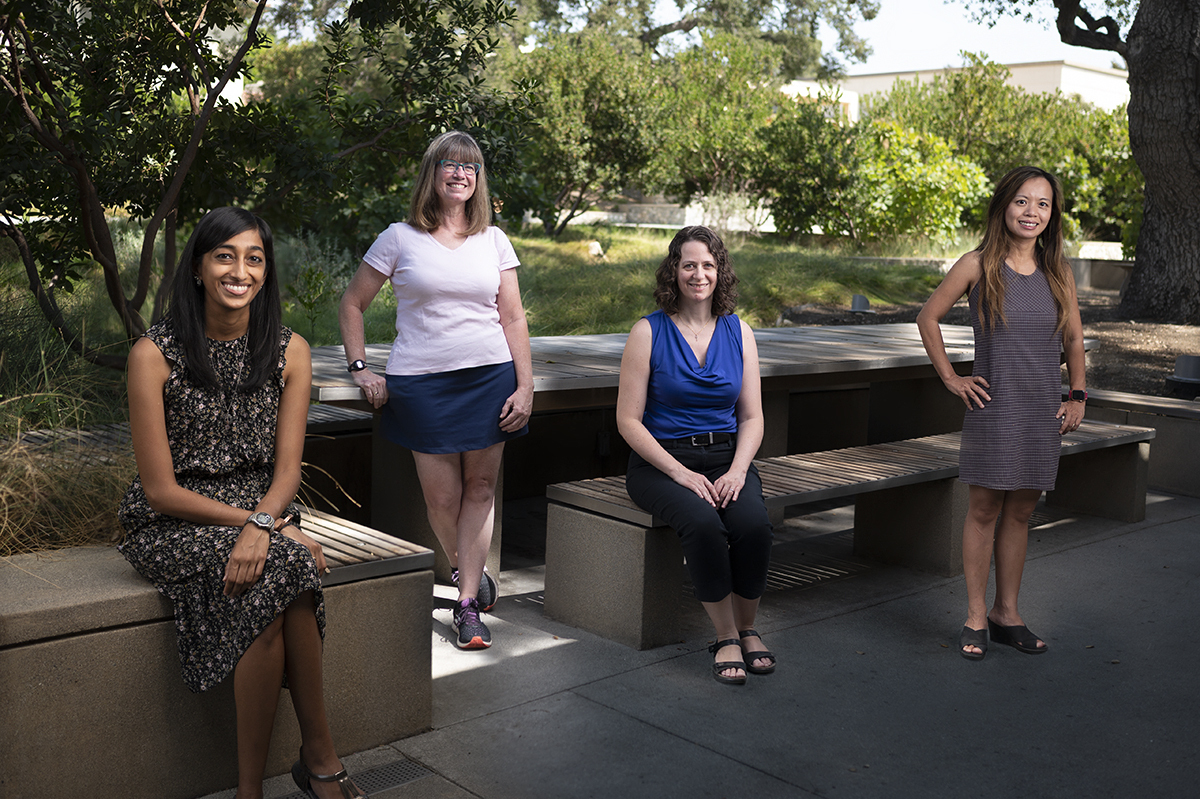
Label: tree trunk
xmin=1121 ymin=0 xmax=1200 ymax=324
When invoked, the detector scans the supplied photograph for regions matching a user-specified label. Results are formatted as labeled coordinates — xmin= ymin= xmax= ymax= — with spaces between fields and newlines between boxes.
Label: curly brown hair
xmin=653 ymin=226 xmax=739 ymax=315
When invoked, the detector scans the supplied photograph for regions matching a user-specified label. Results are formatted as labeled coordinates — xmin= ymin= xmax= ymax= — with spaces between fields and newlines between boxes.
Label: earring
xmin=193 ymin=275 xmax=202 ymax=287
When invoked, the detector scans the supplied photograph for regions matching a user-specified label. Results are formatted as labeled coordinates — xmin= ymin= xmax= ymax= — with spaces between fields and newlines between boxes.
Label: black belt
xmin=658 ymin=432 xmax=736 ymax=448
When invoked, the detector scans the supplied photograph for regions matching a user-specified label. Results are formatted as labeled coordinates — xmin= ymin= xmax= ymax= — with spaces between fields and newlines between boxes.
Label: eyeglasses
xmin=438 ymin=159 xmax=482 ymax=176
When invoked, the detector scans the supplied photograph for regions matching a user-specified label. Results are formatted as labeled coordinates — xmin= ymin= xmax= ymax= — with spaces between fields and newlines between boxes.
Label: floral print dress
xmin=118 ymin=319 xmax=324 ymax=693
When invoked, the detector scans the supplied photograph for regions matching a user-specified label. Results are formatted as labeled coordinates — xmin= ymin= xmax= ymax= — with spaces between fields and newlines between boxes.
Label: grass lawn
xmin=305 ymin=225 xmax=948 ymax=343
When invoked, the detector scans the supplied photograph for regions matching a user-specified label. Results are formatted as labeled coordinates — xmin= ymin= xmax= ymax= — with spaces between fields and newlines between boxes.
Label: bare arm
xmin=711 ymin=320 xmax=764 ymax=508
xmin=338 ymin=261 xmax=390 ymax=408
xmin=496 ymin=268 xmax=533 ymax=432
xmin=1056 ymin=270 xmax=1088 ymax=434
xmin=615 ymin=318 xmax=719 ymax=506
xmin=916 ymin=252 xmax=991 ymax=410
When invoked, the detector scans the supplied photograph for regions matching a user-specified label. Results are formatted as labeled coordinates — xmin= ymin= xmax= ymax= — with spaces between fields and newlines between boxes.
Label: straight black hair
xmin=167 ymin=207 xmax=282 ymax=392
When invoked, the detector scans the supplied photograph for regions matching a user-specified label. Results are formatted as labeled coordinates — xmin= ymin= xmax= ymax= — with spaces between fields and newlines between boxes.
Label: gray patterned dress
xmin=118 ymin=319 xmax=324 ymax=693
xmin=959 ymin=263 xmax=1063 ymax=491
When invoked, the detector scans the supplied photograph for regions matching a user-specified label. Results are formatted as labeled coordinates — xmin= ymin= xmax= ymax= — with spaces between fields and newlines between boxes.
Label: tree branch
xmin=640 ymin=15 xmax=701 ymax=45
xmin=136 ymin=0 xmax=270 ymax=316
xmin=1053 ymin=0 xmax=1128 ymax=57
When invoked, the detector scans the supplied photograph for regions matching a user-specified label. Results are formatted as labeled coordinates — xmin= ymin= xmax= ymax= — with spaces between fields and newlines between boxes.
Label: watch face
xmin=249 ymin=512 xmax=273 ymax=528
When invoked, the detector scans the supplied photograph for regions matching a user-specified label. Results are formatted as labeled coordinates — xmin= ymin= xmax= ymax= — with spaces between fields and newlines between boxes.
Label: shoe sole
xmin=456 ymin=636 xmax=491 ymax=650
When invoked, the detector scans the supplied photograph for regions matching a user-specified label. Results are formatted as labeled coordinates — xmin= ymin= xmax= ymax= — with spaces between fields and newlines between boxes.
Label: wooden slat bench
xmin=1074 ymin=386 xmax=1200 ymax=497
xmin=543 ymin=419 xmax=1154 ymax=649
xmin=1 ymin=428 xmax=434 ymax=798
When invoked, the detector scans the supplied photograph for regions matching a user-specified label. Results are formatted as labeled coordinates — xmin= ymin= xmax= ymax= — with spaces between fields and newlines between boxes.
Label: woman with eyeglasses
xmin=339 ymin=131 xmax=531 ymax=650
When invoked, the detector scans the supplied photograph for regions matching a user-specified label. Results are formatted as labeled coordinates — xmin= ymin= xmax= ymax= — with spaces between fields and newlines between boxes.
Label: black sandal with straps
xmin=708 ymin=638 xmax=748 ymax=685
xmin=738 ymin=628 xmax=777 ymax=674
xmin=291 ymin=754 xmax=366 ymax=799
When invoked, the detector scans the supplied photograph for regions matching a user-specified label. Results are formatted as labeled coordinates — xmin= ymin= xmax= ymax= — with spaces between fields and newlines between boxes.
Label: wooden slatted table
xmin=543 ymin=419 xmax=1155 ymax=649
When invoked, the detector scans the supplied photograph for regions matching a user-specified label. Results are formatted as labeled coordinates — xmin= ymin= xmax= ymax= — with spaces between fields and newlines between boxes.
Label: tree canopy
xmin=1 ymin=0 xmax=533 ymax=367
xmin=965 ymin=0 xmax=1199 ymax=323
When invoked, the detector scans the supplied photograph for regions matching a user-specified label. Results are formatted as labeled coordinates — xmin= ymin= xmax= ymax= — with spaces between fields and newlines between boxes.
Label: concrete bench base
xmin=1 ymin=543 xmax=432 ymax=799
xmin=544 ymin=504 xmax=685 ymax=650
xmin=545 ymin=421 xmax=1154 ymax=649
xmin=1081 ymin=388 xmax=1199 ymax=498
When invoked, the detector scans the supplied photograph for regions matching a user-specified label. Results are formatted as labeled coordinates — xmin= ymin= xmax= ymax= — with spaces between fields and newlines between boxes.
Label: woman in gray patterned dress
xmin=120 ymin=208 xmax=363 ymax=799
xmin=917 ymin=167 xmax=1087 ymax=661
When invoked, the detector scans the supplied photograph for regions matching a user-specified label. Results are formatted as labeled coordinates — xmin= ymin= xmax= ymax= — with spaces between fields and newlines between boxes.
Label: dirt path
xmin=780 ymin=288 xmax=1199 ymax=398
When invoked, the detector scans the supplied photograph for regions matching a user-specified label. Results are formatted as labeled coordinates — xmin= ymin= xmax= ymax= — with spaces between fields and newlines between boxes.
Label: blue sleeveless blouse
xmin=641 ymin=309 xmax=744 ymax=439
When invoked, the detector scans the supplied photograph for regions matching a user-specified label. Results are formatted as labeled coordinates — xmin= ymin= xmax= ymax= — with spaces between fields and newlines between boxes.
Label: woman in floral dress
xmin=119 ymin=207 xmax=363 ymax=799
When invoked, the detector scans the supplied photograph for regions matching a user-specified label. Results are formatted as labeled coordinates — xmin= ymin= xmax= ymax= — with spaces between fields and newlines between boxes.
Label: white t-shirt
xmin=363 ymin=222 xmax=520 ymax=376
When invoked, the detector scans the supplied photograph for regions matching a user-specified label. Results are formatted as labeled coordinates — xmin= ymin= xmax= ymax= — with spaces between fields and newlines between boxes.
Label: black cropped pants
xmin=625 ymin=438 xmax=773 ymax=603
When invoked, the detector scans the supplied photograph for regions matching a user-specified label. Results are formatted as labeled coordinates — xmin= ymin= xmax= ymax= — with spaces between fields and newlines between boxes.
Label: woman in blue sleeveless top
xmin=617 ymin=226 xmax=775 ymax=685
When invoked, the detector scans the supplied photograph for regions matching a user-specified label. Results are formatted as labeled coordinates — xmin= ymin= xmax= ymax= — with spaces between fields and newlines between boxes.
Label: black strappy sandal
xmin=738 ymin=629 xmax=777 ymax=674
xmin=292 ymin=755 xmax=366 ymax=799
xmin=708 ymin=638 xmax=747 ymax=685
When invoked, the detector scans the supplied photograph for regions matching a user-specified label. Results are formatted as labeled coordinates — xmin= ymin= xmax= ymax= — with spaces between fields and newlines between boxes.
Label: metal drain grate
xmin=764 ymin=547 xmax=870 ymax=592
xmin=280 ymin=758 xmax=432 ymax=798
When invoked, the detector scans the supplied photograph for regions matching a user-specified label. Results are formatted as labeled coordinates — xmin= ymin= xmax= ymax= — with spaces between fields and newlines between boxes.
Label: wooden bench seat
xmin=544 ymin=420 xmax=1154 ymax=649
xmin=1 ymin=500 xmax=433 ymax=799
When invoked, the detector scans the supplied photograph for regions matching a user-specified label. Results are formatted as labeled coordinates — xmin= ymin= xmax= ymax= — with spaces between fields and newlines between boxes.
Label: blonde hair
xmin=408 ymin=131 xmax=492 ymax=235
xmin=976 ymin=166 xmax=1073 ymax=333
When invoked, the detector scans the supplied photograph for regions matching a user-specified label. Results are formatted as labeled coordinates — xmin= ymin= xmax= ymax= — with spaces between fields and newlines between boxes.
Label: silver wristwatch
xmin=246 ymin=511 xmax=274 ymax=531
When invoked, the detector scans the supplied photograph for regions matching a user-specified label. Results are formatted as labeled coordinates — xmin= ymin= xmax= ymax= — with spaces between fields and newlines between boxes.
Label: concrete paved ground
xmin=207 ymin=491 xmax=1199 ymax=799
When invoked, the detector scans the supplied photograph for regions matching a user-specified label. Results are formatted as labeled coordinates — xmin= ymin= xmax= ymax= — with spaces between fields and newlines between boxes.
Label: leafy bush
xmin=757 ymin=97 xmax=987 ymax=243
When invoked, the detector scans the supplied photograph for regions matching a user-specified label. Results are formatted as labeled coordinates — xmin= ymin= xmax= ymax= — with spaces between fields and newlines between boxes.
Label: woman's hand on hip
xmin=944 ymin=374 xmax=991 ymax=409
xmin=713 ymin=469 xmax=747 ymax=508
xmin=224 ymin=525 xmax=270 ymax=597
xmin=499 ymin=384 xmax=533 ymax=432
xmin=671 ymin=466 xmax=719 ymax=507
xmin=352 ymin=368 xmax=388 ymax=409
xmin=1057 ymin=400 xmax=1086 ymax=435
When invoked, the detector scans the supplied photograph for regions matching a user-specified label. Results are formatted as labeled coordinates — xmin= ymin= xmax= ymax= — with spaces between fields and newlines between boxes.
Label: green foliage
xmin=862 ymin=53 xmax=1143 ymax=245
xmin=855 ymin=122 xmax=990 ymax=242
xmin=758 ymin=95 xmax=988 ymax=244
xmin=502 ymin=0 xmax=880 ymax=80
xmin=757 ymin=94 xmax=866 ymax=240
xmin=511 ymin=30 xmax=660 ymax=236
xmin=1 ymin=0 xmax=535 ymax=368
xmin=655 ymin=34 xmax=783 ymax=210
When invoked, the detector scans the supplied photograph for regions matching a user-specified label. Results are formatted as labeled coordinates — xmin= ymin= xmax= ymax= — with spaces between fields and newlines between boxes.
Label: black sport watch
xmin=347 ymin=359 xmax=368 ymax=373
xmin=1069 ymin=389 xmax=1088 ymax=402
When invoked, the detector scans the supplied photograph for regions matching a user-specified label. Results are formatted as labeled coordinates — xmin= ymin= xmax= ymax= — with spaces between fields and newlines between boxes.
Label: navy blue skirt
xmin=380 ymin=361 xmax=529 ymax=454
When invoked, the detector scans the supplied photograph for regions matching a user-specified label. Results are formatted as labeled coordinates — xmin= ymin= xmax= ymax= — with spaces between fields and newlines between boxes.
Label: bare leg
xmin=413 ymin=444 xmax=504 ymax=602
xmin=730 ymin=593 xmax=773 ymax=671
xmin=700 ymin=595 xmax=745 ymax=681
xmin=282 ymin=592 xmax=337 ymax=766
xmin=989 ymin=488 xmax=1045 ymax=649
xmin=960 ymin=485 xmax=1004 ymax=656
xmin=232 ymin=616 xmax=285 ymax=799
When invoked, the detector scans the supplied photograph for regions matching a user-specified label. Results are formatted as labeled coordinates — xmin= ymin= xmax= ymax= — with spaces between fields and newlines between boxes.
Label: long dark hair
xmin=976 ymin=166 xmax=1072 ymax=333
xmin=653 ymin=226 xmax=739 ymax=315
xmin=167 ymin=207 xmax=282 ymax=392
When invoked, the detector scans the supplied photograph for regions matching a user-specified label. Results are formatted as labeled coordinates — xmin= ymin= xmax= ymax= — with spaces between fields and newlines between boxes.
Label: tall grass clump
xmin=1 ymin=249 xmax=134 ymax=554
xmin=0 ymin=436 xmax=134 ymax=556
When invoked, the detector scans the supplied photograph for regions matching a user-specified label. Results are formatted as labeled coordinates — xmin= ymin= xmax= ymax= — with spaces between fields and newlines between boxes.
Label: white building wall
xmin=829 ymin=60 xmax=1129 ymax=111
